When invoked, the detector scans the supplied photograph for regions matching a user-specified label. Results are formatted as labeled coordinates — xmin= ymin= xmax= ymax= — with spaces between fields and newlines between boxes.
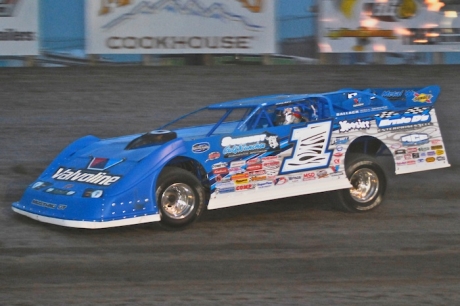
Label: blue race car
xmin=12 ymin=85 xmax=450 ymax=229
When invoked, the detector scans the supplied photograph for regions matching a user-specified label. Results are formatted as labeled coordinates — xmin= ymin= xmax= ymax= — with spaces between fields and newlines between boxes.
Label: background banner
xmin=319 ymin=0 xmax=460 ymax=53
xmin=0 ymin=0 xmax=38 ymax=56
xmin=86 ymin=0 xmax=276 ymax=54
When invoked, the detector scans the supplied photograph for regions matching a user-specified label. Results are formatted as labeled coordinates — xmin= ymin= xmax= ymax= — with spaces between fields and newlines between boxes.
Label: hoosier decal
xmin=52 ymin=167 xmax=121 ymax=186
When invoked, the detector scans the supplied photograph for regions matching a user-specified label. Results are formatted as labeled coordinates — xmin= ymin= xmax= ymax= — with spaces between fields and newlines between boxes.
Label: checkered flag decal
xmin=404 ymin=107 xmax=429 ymax=115
xmin=375 ymin=111 xmax=398 ymax=119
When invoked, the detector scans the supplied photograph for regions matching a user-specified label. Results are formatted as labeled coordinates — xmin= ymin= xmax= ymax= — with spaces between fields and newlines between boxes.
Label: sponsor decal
xmin=437 ymin=156 xmax=446 ymax=161
xmin=52 ymin=167 xmax=121 ymax=186
xmin=427 ymin=151 xmax=436 ymax=156
xmin=391 ymin=143 xmax=402 ymax=150
xmin=250 ymin=174 xmax=267 ymax=182
xmin=418 ymin=146 xmax=430 ymax=152
xmin=212 ymin=167 xmax=228 ymax=175
xmin=212 ymin=162 xmax=227 ymax=169
xmin=247 ymin=157 xmax=262 ymax=165
xmin=382 ymin=90 xmax=405 ymax=100
xmin=375 ymin=107 xmax=431 ymax=131
xmin=288 ymin=175 xmax=302 ymax=183
xmin=231 ymin=173 xmax=249 ymax=181
xmin=412 ymin=153 xmax=420 ymax=159
xmin=407 ymin=160 xmax=416 ymax=165
xmin=336 ymin=110 xmax=359 ymax=117
xmin=317 ymin=169 xmax=328 ymax=178
xmin=192 ymin=142 xmax=210 ymax=153
xmin=234 ymin=178 xmax=249 ymax=185
xmin=404 ymin=154 xmax=412 ymax=160
xmin=431 ymin=139 xmax=442 ymax=145
xmin=45 ymin=188 xmax=76 ymax=196
xmin=262 ymin=156 xmax=278 ymax=161
xmin=333 ymin=158 xmax=341 ymax=164
xmin=221 ymin=132 xmax=280 ymax=158
xmin=257 ymin=181 xmax=273 ymax=189
xmin=333 ymin=152 xmax=344 ymax=157
xmin=236 ymin=184 xmax=255 ymax=191
xmin=400 ymin=133 xmax=429 ymax=146
xmin=396 ymin=161 xmax=407 ymax=166
xmin=31 ymin=199 xmax=56 ymax=209
xmin=339 ymin=119 xmax=371 ymax=133
xmin=436 ymin=150 xmax=445 ymax=156
xmin=246 ymin=163 xmax=263 ymax=171
xmin=273 ymin=176 xmax=287 ymax=185
xmin=332 ymin=136 xmax=349 ymax=145
xmin=412 ymin=92 xmax=432 ymax=103
xmin=431 ymin=145 xmax=443 ymax=150
xmin=395 ymin=155 xmax=404 ymax=161
xmin=228 ymin=166 xmax=244 ymax=175
xmin=407 ymin=147 xmax=418 ymax=153
xmin=417 ymin=159 xmax=425 ymax=163
xmin=263 ymin=160 xmax=281 ymax=170
xmin=426 ymin=157 xmax=436 ymax=162
xmin=230 ymin=160 xmax=246 ymax=168
xmin=330 ymin=165 xmax=340 ymax=173
xmin=207 ymin=151 xmax=220 ymax=161
xmin=303 ymin=172 xmax=316 ymax=181
xmin=395 ymin=149 xmax=406 ymax=155
xmin=88 ymin=157 xmax=124 ymax=171
xmin=216 ymin=182 xmax=235 ymax=194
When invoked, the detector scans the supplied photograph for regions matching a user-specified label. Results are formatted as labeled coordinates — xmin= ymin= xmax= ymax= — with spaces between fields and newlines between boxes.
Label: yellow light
xmin=424 ymin=0 xmax=445 ymax=12
xmin=444 ymin=11 xmax=458 ymax=18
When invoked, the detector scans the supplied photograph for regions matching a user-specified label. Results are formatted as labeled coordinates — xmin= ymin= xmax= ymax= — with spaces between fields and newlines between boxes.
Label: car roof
xmin=208 ymin=94 xmax=315 ymax=109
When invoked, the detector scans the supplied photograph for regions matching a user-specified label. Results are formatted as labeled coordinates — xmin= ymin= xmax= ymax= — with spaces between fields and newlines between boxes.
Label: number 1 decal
xmin=280 ymin=121 xmax=333 ymax=174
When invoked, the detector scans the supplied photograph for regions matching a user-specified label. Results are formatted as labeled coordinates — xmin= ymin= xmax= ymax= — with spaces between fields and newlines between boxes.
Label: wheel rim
xmin=161 ymin=183 xmax=196 ymax=220
xmin=349 ymin=168 xmax=379 ymax=203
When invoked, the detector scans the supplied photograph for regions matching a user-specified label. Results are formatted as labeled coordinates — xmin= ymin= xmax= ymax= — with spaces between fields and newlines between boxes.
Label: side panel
xmin=204 ymin=106 xmax=449 ymax=210
xmin=206 ymin=120 xmax=352 ymax=210
xmin=374 ymin=107 xmax=450 ymax=174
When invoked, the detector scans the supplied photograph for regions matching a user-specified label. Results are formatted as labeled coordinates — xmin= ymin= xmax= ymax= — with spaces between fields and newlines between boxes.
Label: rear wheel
xmin=332 ymin=154 xmax=387 ymax=212
xmin=156 ymin=167 xmax=206 ymax=229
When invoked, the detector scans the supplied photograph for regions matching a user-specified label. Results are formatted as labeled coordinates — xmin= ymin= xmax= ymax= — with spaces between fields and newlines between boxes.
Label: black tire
xmin=331 ymin=154 xmax=387 ymax=212
xmin=156 ymin=167 xmax=206 ymax=229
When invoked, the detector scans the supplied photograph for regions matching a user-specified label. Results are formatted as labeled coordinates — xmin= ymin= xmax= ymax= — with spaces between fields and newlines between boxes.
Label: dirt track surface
xmin=1 ymin=66 xmax=459 ymax=305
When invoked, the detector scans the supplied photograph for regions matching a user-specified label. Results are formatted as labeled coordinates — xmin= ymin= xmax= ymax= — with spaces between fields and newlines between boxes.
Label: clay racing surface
xmin=1 ymin=66 xmax=459 ymax=305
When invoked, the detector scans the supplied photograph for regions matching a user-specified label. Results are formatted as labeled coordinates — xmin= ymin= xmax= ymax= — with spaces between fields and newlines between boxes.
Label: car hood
xmin=37 ymin=132 xmax=186 ymax=191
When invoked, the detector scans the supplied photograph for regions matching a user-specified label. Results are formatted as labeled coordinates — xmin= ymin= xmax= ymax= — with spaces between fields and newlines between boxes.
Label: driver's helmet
xmin=276 ymin=106 xmax=302 ymax=125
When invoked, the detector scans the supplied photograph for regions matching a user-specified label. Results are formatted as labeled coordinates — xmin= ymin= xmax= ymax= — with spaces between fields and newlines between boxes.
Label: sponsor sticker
xmin=52 ymin=167 xmax=121 ymax=186
xmin=192 ymin=142 xmax=210 ymax=153
xmin=303 ymin=172 xmax=316 ymax=181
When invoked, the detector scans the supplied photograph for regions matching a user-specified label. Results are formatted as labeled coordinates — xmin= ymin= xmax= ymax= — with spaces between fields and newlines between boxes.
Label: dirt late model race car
xmin=13 ymin=85 xmax=450 ymax=229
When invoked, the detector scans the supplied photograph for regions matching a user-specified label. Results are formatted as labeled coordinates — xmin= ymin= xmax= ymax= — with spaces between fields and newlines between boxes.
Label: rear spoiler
xmin=371 ymin=85 xmax=440 ymax=106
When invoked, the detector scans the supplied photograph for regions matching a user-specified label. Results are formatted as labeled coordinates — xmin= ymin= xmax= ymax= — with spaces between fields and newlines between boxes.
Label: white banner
xmin=0 ymin=0 xmax=38 ymax=56
xmin=86 ymin=0 xmax=276 ymax=54
xmin=319 ymin=0 xmax=460 ymax=53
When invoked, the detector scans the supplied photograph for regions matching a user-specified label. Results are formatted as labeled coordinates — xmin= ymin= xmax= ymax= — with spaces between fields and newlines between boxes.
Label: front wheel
xmin=156 ymin=167 xmax=206 ymax=229
xmin=331 ymin=154 xmax=387 ymax=212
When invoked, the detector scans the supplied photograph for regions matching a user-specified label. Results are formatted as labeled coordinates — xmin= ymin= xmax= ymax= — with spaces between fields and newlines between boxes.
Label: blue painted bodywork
xmin=12 ymin=85 xmax=449 ymax=228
